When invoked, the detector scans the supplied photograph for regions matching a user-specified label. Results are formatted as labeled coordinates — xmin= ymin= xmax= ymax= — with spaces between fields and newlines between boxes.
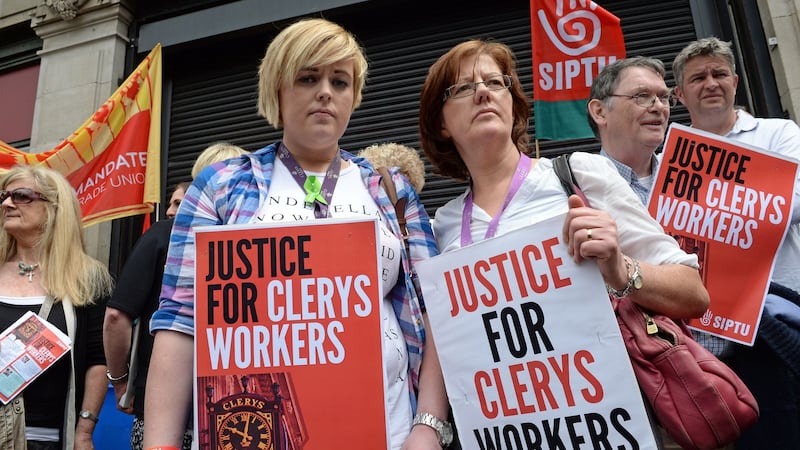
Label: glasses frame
xmin=444 ymin=74 xmax=513 ymax=101
xmin=0 ymin=188 xmax=49 ymax=205
xmin=608 ymin=92 xmax=676 ymax=108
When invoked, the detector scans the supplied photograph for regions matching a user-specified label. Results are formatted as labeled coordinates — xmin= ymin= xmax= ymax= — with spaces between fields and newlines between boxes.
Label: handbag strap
xmin=377 ymin=166 xmax=409 ymax=252
xmin=553 ymin=154 xmax=577 ymax=196
xmin=61 ymin=297 xmax=77 ymax=450
xmin=552 ymin=153 xmax=590 ymax=205
xmin=36 ymin=295 xmax=78 ymax=449
xmin=37 ymin=295 xmax=56 ymax=320
xmin=377 ymin=166 xmax=424 ymax=302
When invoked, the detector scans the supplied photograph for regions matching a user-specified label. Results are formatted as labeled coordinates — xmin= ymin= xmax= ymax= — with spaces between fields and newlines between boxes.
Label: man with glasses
xmin=673 ymin=37 xmax=800 ymax=450
xmin=587 ymin=56 xmax=681 ymax=450
xmin=587 ymin=56 xmax=673 ymax=205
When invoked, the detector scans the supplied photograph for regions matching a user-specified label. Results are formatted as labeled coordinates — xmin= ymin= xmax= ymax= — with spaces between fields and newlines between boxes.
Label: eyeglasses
xmin=444 ymin=75 xmax=513 ymax=100
xmin=0 ymin=188 xmax=49 ymax=204
xmin=608 ymin=92 xmax=676 ymax=108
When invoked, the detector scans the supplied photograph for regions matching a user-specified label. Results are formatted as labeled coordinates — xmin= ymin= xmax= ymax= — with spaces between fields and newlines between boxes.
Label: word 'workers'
xmin=657 ymin=135 xmax=786 ymax=249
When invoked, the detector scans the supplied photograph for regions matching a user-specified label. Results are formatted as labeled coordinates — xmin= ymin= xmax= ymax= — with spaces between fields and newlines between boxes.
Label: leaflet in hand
xmin=0 ymin=310 xmax=72 ymax=404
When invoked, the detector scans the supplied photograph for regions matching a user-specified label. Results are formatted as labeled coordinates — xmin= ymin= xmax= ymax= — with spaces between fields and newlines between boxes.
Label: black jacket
xmin=107 ymin=218 xmax=173 ymax=417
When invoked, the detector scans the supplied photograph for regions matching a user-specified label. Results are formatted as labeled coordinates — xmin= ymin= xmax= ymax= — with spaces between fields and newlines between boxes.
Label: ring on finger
xmin=586 ymin=228 xmax=593 ymax=240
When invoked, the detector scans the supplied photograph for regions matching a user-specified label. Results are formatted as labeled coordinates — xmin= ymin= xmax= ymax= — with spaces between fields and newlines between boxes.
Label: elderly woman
xmin=144 ymin=18 xmax=447 ymax=450
xmin=0 ymin=165 xmax=113 ymax=450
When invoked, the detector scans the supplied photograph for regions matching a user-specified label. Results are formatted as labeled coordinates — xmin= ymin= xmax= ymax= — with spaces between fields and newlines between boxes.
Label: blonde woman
xmin=190 ymin=142 xmax=248 ymax=179
xmin=0 ymin=165 xmax=113 ymax=450
xmin=145 ymin=18 xmax=446 ymax=450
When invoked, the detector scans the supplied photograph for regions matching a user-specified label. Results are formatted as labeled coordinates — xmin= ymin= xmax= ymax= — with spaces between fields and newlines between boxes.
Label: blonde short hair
xmin=191 ymin=142 xmax=248 ymax=179
xmin=257 ymin=18 xmax=368 ymax=128
xmin=360 ymin=143 xmax=426 ymax=192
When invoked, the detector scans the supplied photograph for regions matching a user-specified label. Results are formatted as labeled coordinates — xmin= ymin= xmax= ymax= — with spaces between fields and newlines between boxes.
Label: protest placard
xmin=193 ymin=218 xmax=387 ymax=449
xmin=417 ymin=213 xmax=656 ymax=449
xmin=649 ymin=123 xmax=798 ymax=345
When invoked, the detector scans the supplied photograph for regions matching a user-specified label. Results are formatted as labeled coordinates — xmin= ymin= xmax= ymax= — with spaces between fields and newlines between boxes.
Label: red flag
xmin=0 ymin=44 xmax=162 ymax=226
xmin=531 ymin=0 xmax=625 ymax=140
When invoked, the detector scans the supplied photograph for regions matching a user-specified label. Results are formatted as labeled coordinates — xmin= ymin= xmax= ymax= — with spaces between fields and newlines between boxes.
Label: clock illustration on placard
xmin=207 ymin=375 xmax=284 ymax=450
xmin=218 ymin=410 xmax=273 ymax=449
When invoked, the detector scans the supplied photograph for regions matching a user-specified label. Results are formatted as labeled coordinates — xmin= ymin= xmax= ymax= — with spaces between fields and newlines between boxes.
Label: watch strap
xmin=606 ymin=256 xmax=642 ymax=298
xmin=413 ymin=412 xmax=453 ymax=447
xmin=79 ymin=410 xmax=99 ymax=423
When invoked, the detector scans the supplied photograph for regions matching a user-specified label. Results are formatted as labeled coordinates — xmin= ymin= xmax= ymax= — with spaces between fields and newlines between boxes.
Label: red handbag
xmin=614 ymin=297 xmax=759 ymax=450
xmin=553 ymin=154 xmax=759 ymax=450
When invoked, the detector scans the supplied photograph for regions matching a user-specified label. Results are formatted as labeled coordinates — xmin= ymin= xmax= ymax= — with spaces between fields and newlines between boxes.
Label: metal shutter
xmin=162 ymin=0 xmax=698 ymax=215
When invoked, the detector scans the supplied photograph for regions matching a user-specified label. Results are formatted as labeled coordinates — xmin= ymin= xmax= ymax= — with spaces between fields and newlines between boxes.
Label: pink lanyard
xmin=460 ymin=153 xmax=532 ymax=246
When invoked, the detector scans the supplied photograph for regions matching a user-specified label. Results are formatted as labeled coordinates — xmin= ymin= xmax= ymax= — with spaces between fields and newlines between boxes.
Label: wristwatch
xmin=413 ymin=412 xmax=453 ymax=447
xmin=606 ymin=256 xmax=643 ymax=298
xmin=79 ymin=410 xmax=99 ymax=423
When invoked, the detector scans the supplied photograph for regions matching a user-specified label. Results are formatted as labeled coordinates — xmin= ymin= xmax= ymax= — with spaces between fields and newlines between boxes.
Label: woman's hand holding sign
xmin=562 ymin=194 xmax=629 ymax=292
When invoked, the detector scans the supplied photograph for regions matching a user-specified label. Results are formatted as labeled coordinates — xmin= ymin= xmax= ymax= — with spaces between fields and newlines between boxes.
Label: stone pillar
xmin=757 ymin=0 xmax=800 ymax=122
xmin=30 ymin=0 xmax=133 ymax=263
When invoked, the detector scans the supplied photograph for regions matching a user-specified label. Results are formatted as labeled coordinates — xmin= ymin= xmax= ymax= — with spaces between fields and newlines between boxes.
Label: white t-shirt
xmin=723 ymin=111 xmax=800 ymax=292
xmin=435 ymin=152 xmax=698 ymax=269
xmin=255 ymin=159 xmax=410 ymax=448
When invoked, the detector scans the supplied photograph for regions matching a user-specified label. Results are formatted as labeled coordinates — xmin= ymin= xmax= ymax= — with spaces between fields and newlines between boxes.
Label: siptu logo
xmin=537 ymin=0 xmax=601 ymax=56
xmin=700 ymin=308 xmax=713 ymax=326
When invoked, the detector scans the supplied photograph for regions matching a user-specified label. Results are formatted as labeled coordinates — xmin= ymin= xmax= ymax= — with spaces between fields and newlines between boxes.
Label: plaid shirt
xmin=599 ymin=149 xmax=659 ymax=206
xmin=150 ymin=142 xmax=438 ymax=391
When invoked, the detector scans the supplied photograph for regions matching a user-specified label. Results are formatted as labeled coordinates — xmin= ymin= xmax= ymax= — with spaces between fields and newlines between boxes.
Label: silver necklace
xmin=18 ymin=262 xmax=40 ymax=282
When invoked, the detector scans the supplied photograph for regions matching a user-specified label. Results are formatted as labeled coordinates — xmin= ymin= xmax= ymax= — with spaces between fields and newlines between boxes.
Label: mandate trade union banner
xmin=0 ymin=44 xmax=162 ymax=227
xmin=531 ymin=0 xmax=625 ymax=140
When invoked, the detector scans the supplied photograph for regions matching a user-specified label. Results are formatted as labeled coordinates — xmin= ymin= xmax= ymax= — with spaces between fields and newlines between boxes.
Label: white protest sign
xmin=417 ymin=213 xmax=656 ymax=449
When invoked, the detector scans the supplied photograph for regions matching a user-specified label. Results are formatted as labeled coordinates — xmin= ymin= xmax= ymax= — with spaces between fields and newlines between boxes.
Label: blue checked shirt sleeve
xmin=397 ymin=174 xmax=438 ymax=391
xmin=150 ymin=168 xmax=225 ymax=336
xmin=363 ymin=164 xmax=438 ymax=391
xmin=150 ymin=147 xmax=273 ymax=336
xmin=600 ymin=148 xmax=656 ymax=205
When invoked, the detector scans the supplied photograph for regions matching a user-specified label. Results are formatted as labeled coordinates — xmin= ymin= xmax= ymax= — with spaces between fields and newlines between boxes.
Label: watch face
xmin=633 ymin=274 xmax=643 ymax=290
xmin=219 ymin=411 xmax=273 ymax=450
xmin=441 ymin=422 xmax=454 ymax=445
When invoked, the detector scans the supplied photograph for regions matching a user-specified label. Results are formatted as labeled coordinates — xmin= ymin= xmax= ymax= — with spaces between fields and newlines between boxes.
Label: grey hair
xmin=587 ymin=56 xmax=666 ymax=137
xmin=672 ymin=37 xmax=735 ymax=87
